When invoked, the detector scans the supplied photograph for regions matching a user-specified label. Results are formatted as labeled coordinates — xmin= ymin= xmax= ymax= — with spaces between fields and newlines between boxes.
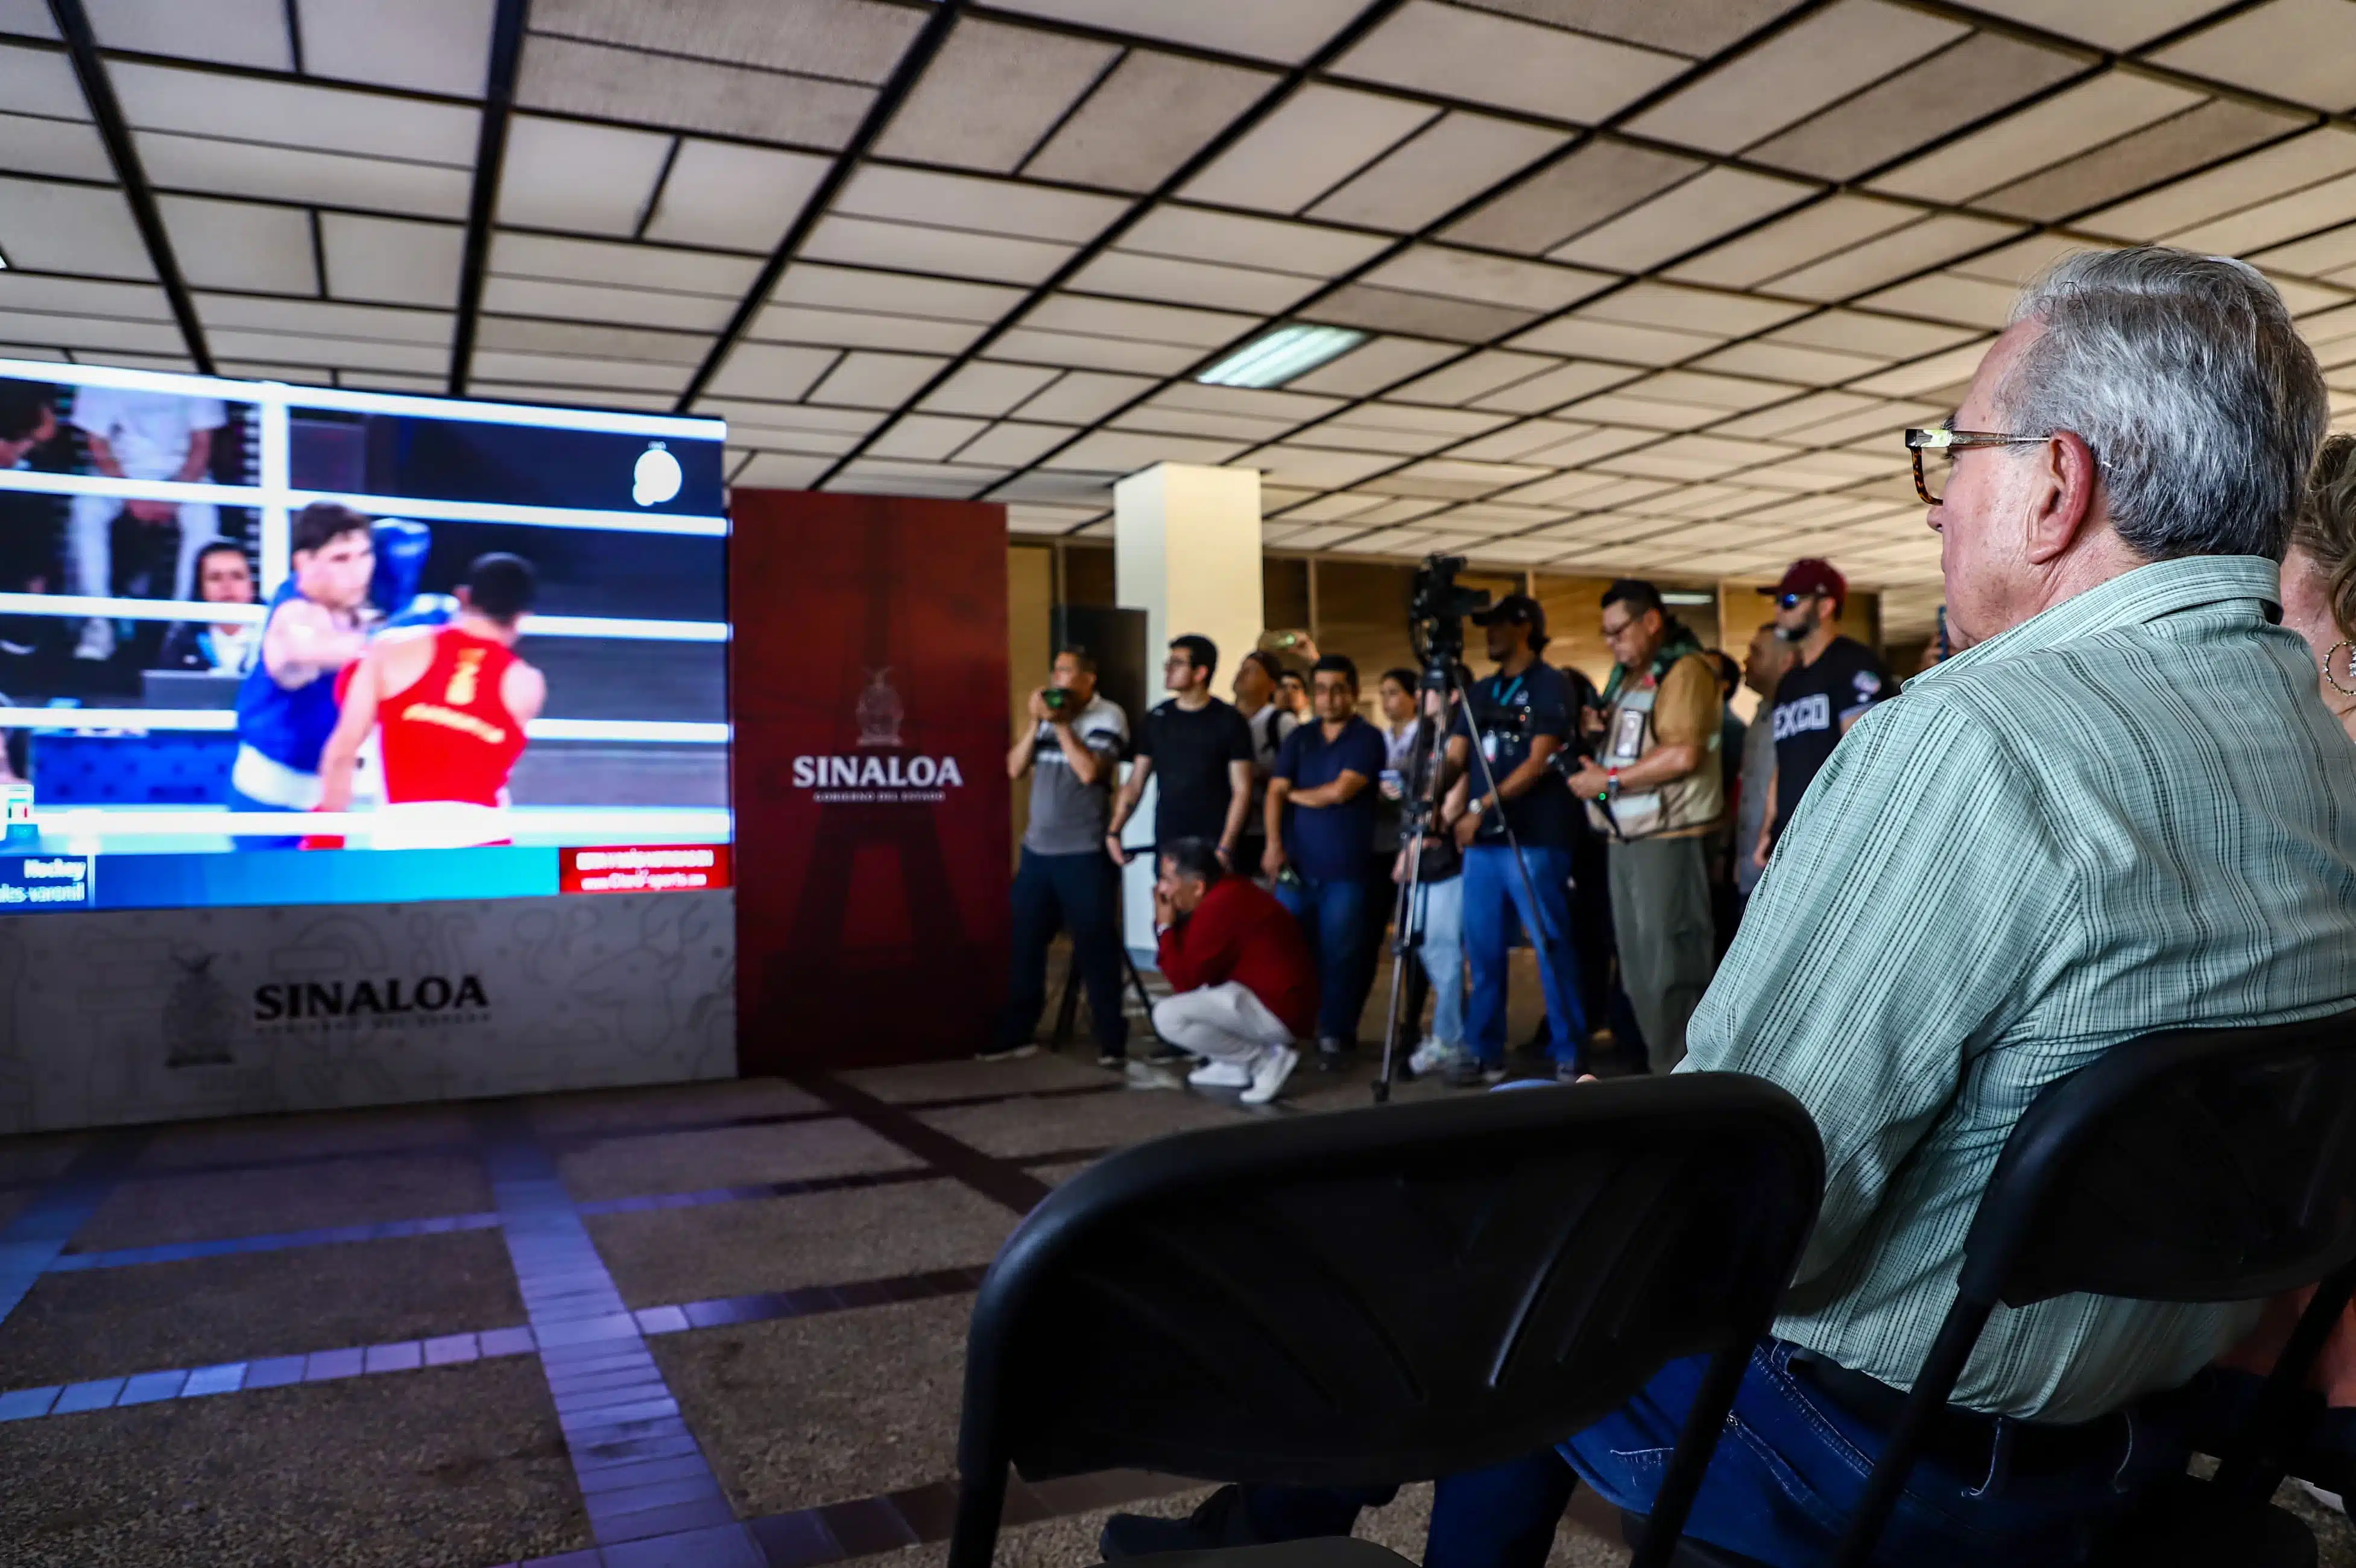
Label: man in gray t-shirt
xmin=989 ymin=648 xmax=1133 ymax=1066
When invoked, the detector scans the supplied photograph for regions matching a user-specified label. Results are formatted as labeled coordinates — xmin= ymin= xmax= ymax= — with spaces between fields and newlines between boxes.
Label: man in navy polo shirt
xmin=1263 ymin=654 xmax=1386 ymax=1072
xmin=1443 ymin=595 xmax=1588 ymax=1085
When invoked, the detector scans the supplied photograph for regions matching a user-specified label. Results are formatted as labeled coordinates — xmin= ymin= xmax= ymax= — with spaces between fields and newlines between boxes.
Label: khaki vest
xmin=1585 ymin=655 xmax=1723 ymax=839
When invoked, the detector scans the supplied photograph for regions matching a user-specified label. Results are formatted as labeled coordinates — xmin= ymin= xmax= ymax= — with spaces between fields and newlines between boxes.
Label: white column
xmin=1113 ymin=463 xmax=1264 ymax=956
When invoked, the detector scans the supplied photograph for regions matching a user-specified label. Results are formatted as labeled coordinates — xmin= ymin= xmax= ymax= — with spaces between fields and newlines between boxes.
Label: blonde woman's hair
xmin=2295 ymin=432 xmax=2356 ymax=642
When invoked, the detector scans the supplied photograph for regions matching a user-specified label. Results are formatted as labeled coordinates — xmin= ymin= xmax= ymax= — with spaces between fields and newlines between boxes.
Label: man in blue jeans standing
xmin=1441 ymin=595 xmax=1587 ymax=1086
xmin=1263 ymin=654 xmax=1385 ymax=1072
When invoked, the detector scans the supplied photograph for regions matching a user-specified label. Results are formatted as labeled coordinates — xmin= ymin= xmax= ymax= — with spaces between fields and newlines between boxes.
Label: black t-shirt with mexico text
xmin=1768 ymin=634 xmax=1892 ymax=841
xmin=1137 ymin=696 xmax=1254 ymax=847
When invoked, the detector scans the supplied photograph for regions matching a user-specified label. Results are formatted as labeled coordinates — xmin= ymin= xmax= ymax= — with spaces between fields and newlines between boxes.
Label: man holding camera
xmin=1562 ymin=580 xmax=1723 ymax=1073
xmin=988 ymin=647 xmax=1131 ymax=1067
xmin=1441 ymin=595 xmax=1588 ymax=1086
xmin=1148 ymin=838 xmax=1315 ymax=1105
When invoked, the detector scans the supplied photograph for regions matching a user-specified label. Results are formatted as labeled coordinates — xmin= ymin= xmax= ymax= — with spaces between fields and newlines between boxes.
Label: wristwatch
xmin=1466 ymin=795 xmax=1490 ymax=818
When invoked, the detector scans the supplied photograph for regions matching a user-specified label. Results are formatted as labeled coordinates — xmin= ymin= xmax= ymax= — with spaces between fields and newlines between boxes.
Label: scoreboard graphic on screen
xmin=0 ymin=359 xmax=731 ymax=912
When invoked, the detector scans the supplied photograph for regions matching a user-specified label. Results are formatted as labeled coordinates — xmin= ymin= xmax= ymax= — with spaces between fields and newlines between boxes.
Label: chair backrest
xmin=956 ymin=1075 xmax=1824 ymax=1491
xmin=1960 ymin=1010 xmax=2356 ymax=1311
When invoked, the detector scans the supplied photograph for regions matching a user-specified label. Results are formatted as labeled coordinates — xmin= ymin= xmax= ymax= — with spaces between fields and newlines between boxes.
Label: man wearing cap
xmin=1439 ymin=593 xmax=1588 ymax=1085
xmin=1754 ymin=558 xmax=1893 ymax=873
xmin=1562 ymin=580 xmax=1724 ymax=1074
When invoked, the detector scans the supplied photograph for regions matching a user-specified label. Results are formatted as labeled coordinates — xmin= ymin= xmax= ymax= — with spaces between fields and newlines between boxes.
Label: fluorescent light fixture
xmin=1196 ymin=324 xmax=1367 ymax=389
xmin=1661 ymin=590 xmax=1716 ymax=607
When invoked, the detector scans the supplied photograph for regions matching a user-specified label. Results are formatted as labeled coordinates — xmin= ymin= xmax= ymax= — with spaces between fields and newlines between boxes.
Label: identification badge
xmin=1611 ymin=707 xmax=1646 ymax=763
xmin=1482 ymin=730 xmax=1499 ymax=762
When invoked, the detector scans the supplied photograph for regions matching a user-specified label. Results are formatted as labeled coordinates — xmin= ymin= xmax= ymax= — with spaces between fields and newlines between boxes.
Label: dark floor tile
xmin=0 ymin=1230 xmax=525 ymax=1387
xmin=589 ymin=1180 xmax=1015 ymax=1309
xmin=750 ymin=1509 xmax=843 ymax=1568
xmin=0 ymin=1356 xmax=591 ymax=1567
xmin=818 ymin=1495 xmax=918 ymax=1555
xmin=74 ymin=1152 xmax=494 ymax=1250
xmin=0 ymin=1130 xmax=89 ymax=1187
xmin=915 ymin=1091 xmax=1249 ymax=1162
xmin=653 ymin=1295 xmax=970 ymax=1517
xmin=534 ymin=1076 xmax=826 ymax=1139
xmin=838 ymin=1055 xmax=1113 ymax=1104
xmin=558 ymin=1120 xmax=921 ymax=1204
xmin=602 ymin=1521 xmax=764 ymax=1568
xmin=134 ymin=1104 xmax=474 ymax=1172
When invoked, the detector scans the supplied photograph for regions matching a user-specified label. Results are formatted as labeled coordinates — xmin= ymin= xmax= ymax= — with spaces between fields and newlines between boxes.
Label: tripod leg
xmin=1123 ymin=948 xmax=1164 ymax=1044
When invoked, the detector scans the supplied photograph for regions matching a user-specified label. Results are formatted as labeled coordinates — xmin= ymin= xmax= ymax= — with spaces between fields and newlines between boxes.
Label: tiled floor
xmin=1 ymin=1048 xmax=2350 ymax=1568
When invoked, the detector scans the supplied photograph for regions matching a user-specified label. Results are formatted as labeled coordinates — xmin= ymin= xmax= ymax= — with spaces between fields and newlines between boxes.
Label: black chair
xmin=1649 ymin=1009 xmax=2356 ymax=1568
xmin=946 ymin=1075 xmax=1824 ymax=1568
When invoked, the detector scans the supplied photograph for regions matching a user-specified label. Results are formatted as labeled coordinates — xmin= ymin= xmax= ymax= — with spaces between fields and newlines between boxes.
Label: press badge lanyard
xmin=1480 ymin=675 xmax=1527 ymax=762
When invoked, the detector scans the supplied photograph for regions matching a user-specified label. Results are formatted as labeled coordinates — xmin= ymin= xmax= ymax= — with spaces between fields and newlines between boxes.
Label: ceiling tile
xmin=1550 ymin=165 xmax=1816 ymax=274
xmin=918 ymin=361 xmax=1064 ymax=417
xmin=1333 ymin=0 xmax=1689 ymax=124
xmin=1065 ymin=252 xmax=1321 ymax=314
xmin=836 ymin=165 xmax=1127 ymax=244
xmin=0 ymin=177 xmax=153 ymax=280
xmin=158 ymin=195 xmax=318 ymax=296
xmin=1505 ymin=316 xmax=1719 ymax=365
xmin=1275 ymin=493 xmax=1388 ymax=522
xmin=214 ymin=329 xmax=445 ymax=373
xmin=1180 ymin=84 xmax=1436 ymax=216
xmin=86 ymin=0 xmax=289 ymax=68
xmin=496 ymin=115 xmax=674 ymax=235
xmin=1388 ymin=350 xmax=1564 ymax=406
xmin=324 ymin=214 xmax=465 ymax=307
xmin=490 ymin=232 xmax=757 ymax=297
xmin=109 ymin=62 xmax=479 ymax=163
xmin=1114 ymin=405 xmax=1301 ymax=442
xmin=1322 ymin=401 xmax=1512 ymax=439
xmin=1666 ymin=194 xmax=1922 ymax=289
xmin=982 ymin=0 xmax=1372 ymax=65
xmin=487 ymin=274 xmax=733 ymax=332
xmin=991 ymin=328 xmax=1201 ymax=375
xmin=2147 ymin=0 xmax=2356 ymax=113
xmin=1974 ymin=98 xmax=2304 ymax=223
xmin=532 ymin=0 xmax=925 ymax=78
xmin=0 ymin=42 xmax=89 ymax=119
xmin=706 ymin=342 xmax=843 ymax=401
xmin=1579 ymin=281 xmax=1813 ymax=337
xmin=0 ymin=274 xmax=172 ymax=320
xmin=1745 ymin=32 xmax=2091 ymax=183
xmin=1765 ymin=212 xmax=2025 ymax=302
xmin=807 ymin=349 xmax=951 ymax=408
xmin=1361 ymin=245 xmax=1612 ymax=312
xmin=1252 ymin=444 xmax=1410 ymax=488
xmin=1765 ymin=308 xmax=1979 ymax=358
xmin=826 ymin=459 xmax=1007 ymax=499
xmin=0 ymin=0 xmax=57 ymax=39
xmin=643 ymin=140 xmax=830 ymax=253
xmin=2167 ymin=169 xmax=2356 ymax=255
xmin=1556 ymin=391 xmax=1725 ymax=429
xmin=2255 ymin=223 xmax=2356 ymax=279
xmin=2077 ymin=127 xmax=2356 ymax=241
xmin=198 ymin=294 xmax=451 ymax=343
xmin=799 ymin=215 xmax=1075 ymax=285
xmin=771 ymin=265 xmax=1023 ymax=324
xmin=475 ymin=316 xmax=707 ymax=364
xmin=1 ymin=112 xmax=110 ymax=182
xmin=1303 ymin=284 xmax=1540 ymax=344
xmin=1845 ymin=340 xmax=1993 ymax=397
xmin=0 ymin=313 xmax=183 ymax=355
xmin=1285 ymin=335 xmax=1464 ymax=396
xmin=1451 ymin=0 xmax=1809 ymax=58
xmin=735 ymin=452 xmax=832 ymax=488
xmin=298 ymin=0 xmax=498 ymax=95
xmin=1958 ymin=0 xmax=2235 ymax=53
xmin=1010 ymin=369 xmax=1158 ymax=422
xmin=517 ymin=33 xmax=873 ymax=148
xmin=874 ymin=16 xmax=1118 ymax=174
xmin=1022 ymin=294 xmax=1257 ymax=348
xmin=749 ymin=308 xmax=984 ymax=355
xmin=1693 ymin=341 xmax=1886 ymax=383
xmin=868 ymin=413 xmax=991 ymax=461
xmin=1623 ymin=0 xmax=1965 ymax=156
xmin=1868 ymin=71 xmax=2203 ymax=204
xmin=1626 ymin=370 xmax=1803 ymax=412
xmin=1022 ymin=50 xmax=1278 ymax=194
xmin=1445 ymin=137 xmax=1702 ymax=256
xmin=1046 ymin=429 xmax=1248 ymax=471
xmin=959 ymin=421 xmax=1080 ymax=467
xmin=1117 ymin=205 xmax=1391 ymax=277
xmin=1309 ymin=112 xmax=1568 ymax=234
xmin=1489 ymin=420 xmax=1656 ymax=461
xmin=139 ymin=131 xmax=472 ymax=217
xmin=1445 ymin=417 xmax=1597 ymax=461
xmin=1380 ymin=457 xmax=1552 ymax=498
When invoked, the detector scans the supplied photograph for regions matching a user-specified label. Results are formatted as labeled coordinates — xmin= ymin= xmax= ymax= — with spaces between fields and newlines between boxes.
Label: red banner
xmin=729 ymin=490 xmax=1011 ymax=1072
xmin=560 ymin=844 xmax=732 ymax=895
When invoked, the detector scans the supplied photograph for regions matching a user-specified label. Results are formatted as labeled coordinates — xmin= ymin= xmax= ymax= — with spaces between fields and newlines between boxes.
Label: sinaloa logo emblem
xmin=794 ymin=669 xmax=964 ymax=798
xmin=633 ymin=442 xmax=683 ymax=507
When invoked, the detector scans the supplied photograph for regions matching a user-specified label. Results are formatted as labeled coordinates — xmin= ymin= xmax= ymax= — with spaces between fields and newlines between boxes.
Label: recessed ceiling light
xmin=1195 ymin=323 xmax=1366 ymax=390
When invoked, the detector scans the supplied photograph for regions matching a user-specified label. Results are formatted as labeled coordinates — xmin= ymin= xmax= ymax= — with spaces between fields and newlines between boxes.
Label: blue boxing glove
xmin=384 ymin=592 xmax=457 ymax=630
xmin=370 ymin=518 xmax=432 ymax=617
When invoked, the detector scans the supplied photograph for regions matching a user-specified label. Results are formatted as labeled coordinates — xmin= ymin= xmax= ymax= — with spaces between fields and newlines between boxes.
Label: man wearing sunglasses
xmin=1752 ymin=558 xmax=1890 ymax=874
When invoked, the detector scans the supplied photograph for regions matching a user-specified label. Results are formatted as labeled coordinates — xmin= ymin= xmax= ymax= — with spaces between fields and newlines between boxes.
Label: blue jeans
xmin=1274 ymin=873 xmax=1371 ymax=1043
xmin=1419 ymin=1340 xmax=2191 ymax=1568
xmin=1461 ymin=843 xmax=1585 ymax=1068
xmin=996 ymin=848 xmax=1128 ymax=1055
xmin=1413 ymin=876 xmax=1465 ymax=1046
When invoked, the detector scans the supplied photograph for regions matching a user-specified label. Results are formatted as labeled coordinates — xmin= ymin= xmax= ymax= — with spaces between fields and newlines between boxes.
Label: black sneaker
xmin=1102 ymin=1484 xmax=1248 ymax=1560
xmin=1315 ymin=1038 xmax=1352 ymax=1073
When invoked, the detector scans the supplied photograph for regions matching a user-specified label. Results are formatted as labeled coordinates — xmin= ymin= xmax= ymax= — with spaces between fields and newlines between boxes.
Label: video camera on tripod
xmin=1409 ymin=554 xmax=1491 ymax=674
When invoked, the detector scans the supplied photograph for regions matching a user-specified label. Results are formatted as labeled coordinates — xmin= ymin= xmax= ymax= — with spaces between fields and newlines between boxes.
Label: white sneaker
xmin=74 ymin=618 xmax=114 ymax=661
xmin=1187 ymin=1058 xmax=1251 ymax=1089
xmin=1408 ymin=1038 xmax=1451 ymax=1076
xmin=1242 ymin=1045 xmax=1299 ymax=1105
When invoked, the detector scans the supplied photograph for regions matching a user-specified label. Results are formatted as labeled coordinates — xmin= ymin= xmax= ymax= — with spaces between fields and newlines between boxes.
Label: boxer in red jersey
xmin=317 ymin=553 xmax=546 ymax=848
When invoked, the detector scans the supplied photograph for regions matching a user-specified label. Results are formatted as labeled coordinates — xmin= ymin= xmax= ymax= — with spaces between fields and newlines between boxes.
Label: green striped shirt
xmin=1685 ymin=555 xmax=2356 ymax=1421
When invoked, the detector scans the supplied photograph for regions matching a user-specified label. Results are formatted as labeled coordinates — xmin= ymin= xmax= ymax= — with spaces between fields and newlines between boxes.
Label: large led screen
xmin=0 ymin=361 xmax=729 ymax=911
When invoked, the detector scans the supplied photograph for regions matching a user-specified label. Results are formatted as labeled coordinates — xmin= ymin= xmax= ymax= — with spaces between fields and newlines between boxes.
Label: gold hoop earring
xmin=2326 ymin=641 xmax=2356 ymax=699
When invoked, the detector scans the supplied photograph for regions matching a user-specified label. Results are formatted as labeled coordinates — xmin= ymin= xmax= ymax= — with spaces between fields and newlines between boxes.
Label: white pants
xmin=69 ymin=494 xmax=220 ymax=603
xmin=1151 ymin=982 xmax=1294 ymax=1066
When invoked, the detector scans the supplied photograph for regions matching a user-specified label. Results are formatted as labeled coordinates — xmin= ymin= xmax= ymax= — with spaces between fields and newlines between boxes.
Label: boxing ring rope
xmin=0 ymin=710 xmax=727 ymax=742
xmin=0 ymin=594 xmax=728 ymax=642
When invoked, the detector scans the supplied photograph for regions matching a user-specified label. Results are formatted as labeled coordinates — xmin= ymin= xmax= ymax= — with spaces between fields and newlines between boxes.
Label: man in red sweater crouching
xmin=1151 ymin=837 xmax=1318 ymax=1106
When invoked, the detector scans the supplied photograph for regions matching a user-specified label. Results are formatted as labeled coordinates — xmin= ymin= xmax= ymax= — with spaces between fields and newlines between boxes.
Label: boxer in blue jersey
xmin=230 ymin=502 xmax=376 ymax=842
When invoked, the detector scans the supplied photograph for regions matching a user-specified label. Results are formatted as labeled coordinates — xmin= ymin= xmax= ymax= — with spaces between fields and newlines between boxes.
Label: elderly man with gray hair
xmin=1101 ymin=247 xmax=2356 ymax=1568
